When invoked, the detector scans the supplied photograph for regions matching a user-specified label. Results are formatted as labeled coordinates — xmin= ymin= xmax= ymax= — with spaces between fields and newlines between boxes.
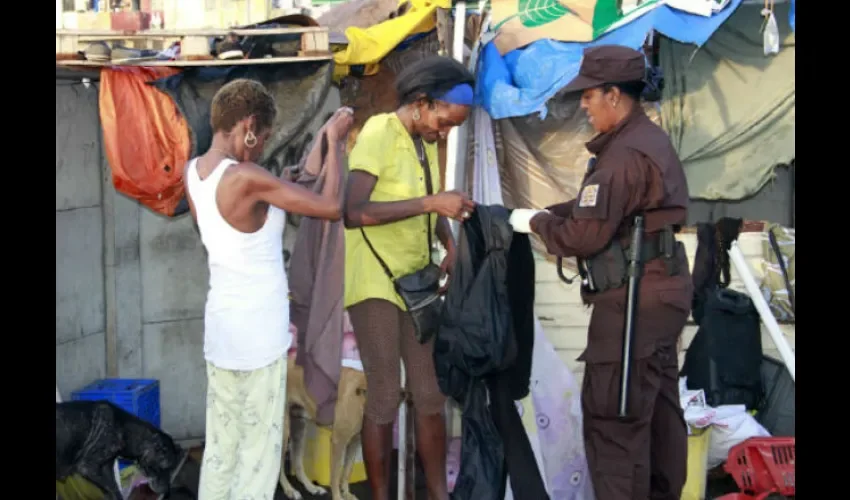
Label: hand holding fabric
xmin=438 ymin=246 xmax=457 ymax=294
xmin=429 ymin=190 xmax=476 ymax=221
xmin=509 ymin=209 xmax=548 ymax=233
xmin=325 ymin=107 xmax=355 ymax=143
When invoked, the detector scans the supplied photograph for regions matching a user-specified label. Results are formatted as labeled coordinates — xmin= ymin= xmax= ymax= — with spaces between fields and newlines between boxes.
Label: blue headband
xmin=432 ymin=83 xmax=474 ymax=106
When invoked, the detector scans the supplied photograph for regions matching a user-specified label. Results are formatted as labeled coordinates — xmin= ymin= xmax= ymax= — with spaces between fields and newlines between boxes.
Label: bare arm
xmin=343 ymin=170 xmax=433 ymax=228
xmin=182 ymin=162 xmax=200 ymax=234
xmin=318 ymin=133 xmax=342 ymax=211
xmin=239 ymin=161 xmax=342 ymax=221
xmin=236 ymin=109 xmax=351 ymax=221
xmin=435 ymin=216 xmax=455 ymax=252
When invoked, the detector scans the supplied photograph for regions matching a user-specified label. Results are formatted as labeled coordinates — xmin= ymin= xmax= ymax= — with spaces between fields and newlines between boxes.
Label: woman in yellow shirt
xmin=343 ymin=56 xmax=476 ymax=500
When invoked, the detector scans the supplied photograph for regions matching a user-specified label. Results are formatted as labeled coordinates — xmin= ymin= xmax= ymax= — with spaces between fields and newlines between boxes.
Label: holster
xmin=579 ymin=225 xmax=681 ymax=294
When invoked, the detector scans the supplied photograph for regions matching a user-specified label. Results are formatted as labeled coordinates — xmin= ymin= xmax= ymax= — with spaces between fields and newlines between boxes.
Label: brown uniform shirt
xmin=530 ymin=107 xmax=693 ymax=363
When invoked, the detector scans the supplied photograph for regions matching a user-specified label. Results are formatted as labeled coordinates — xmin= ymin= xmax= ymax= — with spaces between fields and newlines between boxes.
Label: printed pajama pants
xmin=198 ymin=356 xmax=287 ymax=500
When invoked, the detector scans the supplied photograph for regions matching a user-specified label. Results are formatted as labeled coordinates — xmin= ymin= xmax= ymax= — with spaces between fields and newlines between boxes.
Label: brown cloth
xmin=529 ymin=102 xmax=692 ymax=498
xmin=288 ymin=131 xmax=347 ymax=427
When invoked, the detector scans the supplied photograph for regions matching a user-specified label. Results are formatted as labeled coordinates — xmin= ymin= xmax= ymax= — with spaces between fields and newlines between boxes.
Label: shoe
xmin=216 ymin=40 xmax=244 ymax=60
xmin=82 ymin=41 xmax=111 ymax=62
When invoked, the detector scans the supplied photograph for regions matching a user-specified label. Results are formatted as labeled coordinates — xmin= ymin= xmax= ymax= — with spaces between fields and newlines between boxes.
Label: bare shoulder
xmin=223 ymin=161 xmax=287 ymax=196
xmin=229 ymin=161 xmax=272 ymax=180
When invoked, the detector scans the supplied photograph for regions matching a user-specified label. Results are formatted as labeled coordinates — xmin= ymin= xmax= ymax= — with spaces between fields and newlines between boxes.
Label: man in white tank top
xmin=183 ymin=78 xmax=353 ymax=500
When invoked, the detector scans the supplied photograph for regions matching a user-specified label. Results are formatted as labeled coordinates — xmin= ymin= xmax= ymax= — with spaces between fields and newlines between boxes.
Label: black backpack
xmin=681 ymin=219 xmax=764 ymax=409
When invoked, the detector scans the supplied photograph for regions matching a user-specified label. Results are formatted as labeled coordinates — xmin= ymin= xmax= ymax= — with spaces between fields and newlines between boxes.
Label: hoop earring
xmin=244 ymin=130 xmax=258 ymax=148
xmin=412 ymin=108 xmax=421 ymax=121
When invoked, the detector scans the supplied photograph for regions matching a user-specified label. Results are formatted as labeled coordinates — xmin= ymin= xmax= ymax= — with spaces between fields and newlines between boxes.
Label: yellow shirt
xmin=344 ymin=112 xmax=441 ymax=311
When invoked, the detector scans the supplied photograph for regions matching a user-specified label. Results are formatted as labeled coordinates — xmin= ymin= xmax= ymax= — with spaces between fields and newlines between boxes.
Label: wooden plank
xmin=180 ymin=36 xmax=210 ymax=58
xmin=536 ymin=303 xmax=591 ymax=328
xmin=300 ymin=30 xmax=330 ymax=55
xmin=58 ymin=27 xmax=330 ymax=57
xmin=76 ymin=35 xmax=181 ymax=42
xmin=56 ymin=55 xmax=333 ymax=68
xmin=56 ymin=27 xmax=326 ymax=37
xmin=435 ymin=8 xmax=451 ymax=57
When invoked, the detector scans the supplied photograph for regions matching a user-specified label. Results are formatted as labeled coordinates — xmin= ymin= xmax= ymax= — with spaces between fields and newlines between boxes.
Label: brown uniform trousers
xmin=580 ymin=287 xmax=690 ymax=500
xmin=531 ymin=107 xmax=692 ymax=500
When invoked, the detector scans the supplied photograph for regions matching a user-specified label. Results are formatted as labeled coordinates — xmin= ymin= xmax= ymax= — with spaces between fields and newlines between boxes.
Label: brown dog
xmin=279 ymin=360 xmax=367 ymax=500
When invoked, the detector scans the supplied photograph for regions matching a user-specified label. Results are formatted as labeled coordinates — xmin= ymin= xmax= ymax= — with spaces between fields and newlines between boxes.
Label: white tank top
xmin=185 ymin=157 xmax=290 ymax=371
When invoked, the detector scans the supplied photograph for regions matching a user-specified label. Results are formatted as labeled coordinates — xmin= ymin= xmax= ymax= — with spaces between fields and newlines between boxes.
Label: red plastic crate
xmin=723 ymin=437 xmax=795 ymax=497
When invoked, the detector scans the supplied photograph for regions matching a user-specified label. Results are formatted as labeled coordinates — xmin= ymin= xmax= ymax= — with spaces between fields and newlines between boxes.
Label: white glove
xmin=509 ymin=208 xmax=548 ymax=233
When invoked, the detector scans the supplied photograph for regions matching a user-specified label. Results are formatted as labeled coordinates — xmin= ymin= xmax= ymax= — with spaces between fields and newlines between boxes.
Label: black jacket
xmin=434 ymin=205 xmax=548 ymax=500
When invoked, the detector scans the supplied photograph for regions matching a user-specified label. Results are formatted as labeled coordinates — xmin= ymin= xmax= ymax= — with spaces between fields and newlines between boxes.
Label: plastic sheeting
xmin=99 ymin=67 xmax=192 ymax=217
xmin=476 ymin=0 xmax=744 ymax=120
xmin=489 ymin=0 xmax=664 ymax=55
xmin=659 ymin=2 xmax=795 ymax=200
xmin=331 ymin=0 xmax=448 ymax=77
xmin=790 ymin=0 xmax=795 ymax=31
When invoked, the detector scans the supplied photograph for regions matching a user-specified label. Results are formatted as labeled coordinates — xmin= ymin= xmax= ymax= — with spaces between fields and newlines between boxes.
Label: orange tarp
xmin=99 ymin=67 xmax=191 ymax=216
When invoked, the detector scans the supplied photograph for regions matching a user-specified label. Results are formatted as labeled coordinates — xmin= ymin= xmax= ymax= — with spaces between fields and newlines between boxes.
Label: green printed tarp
xmin=490 ymin=0 xmax=663 ymax=54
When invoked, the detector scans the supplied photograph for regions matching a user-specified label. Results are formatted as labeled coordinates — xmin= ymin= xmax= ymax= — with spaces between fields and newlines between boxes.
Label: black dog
xmin=56 ymin=400 xmax=182 ymax=499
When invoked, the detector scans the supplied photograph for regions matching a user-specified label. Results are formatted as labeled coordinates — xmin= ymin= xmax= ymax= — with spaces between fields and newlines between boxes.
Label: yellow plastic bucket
xmin=301 ymin=425 xmax=367 ymax=486
xmin=681 ymin=426 xmax=712 ymax=500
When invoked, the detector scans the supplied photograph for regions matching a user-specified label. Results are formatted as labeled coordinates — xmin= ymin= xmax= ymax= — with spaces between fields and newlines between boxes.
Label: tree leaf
xmin=517 ymin=0 xmax=570 ymax=28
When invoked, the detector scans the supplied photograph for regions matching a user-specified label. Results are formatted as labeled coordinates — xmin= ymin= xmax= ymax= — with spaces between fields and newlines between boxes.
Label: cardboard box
xmin=77 ymin=12 xmax=112 ymax=30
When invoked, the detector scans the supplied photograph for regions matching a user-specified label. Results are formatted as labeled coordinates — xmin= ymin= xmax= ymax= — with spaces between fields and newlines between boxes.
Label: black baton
xmin=618 ymin=215 xmax=645 ymax=418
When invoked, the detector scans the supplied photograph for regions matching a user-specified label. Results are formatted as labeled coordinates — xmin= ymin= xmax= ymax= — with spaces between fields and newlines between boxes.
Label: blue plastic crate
xmin=71 ymin=378 xmax=161 ymax=427
xmin=71 ymin=378 xmax=161 ymax=471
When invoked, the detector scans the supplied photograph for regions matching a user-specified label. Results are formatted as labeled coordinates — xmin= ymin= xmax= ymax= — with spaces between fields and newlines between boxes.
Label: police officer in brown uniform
xmin=509 ymin=45 xmax=693 ymax=500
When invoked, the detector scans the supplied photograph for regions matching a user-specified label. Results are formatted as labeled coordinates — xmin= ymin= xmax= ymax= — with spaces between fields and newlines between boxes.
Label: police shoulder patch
xmin=578 ymin=184 xmax=599 ymax=208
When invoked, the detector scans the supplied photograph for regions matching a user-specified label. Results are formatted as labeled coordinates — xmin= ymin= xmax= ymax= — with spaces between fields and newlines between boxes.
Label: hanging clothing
xmin=683 ymin=219 xmax=764 ymax=410
xmin=470 ymin=105 xmax=593 ymax=500
xmin=435 ymin=204 xmax=549 ymax=500
xmin=288 ymin=132 xmax=346 ymax=426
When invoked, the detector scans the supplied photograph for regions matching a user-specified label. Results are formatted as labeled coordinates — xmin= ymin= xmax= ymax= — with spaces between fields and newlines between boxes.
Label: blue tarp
xmin=790 ymin=0 xmax=795 ymax=32
xmin=476 ymin=0 xmax=744 ymax=120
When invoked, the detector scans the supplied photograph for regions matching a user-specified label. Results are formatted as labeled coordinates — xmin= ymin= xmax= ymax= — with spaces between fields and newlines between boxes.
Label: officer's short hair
xmin=602 ymin=80 xmax=646 ymax=101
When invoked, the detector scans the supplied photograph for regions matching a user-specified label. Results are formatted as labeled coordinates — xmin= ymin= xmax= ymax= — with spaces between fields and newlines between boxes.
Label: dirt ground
xmin=127 ymin=447 xmax=428 ymax=500
xmin=116 ymin=446 xmax=742 ymax=500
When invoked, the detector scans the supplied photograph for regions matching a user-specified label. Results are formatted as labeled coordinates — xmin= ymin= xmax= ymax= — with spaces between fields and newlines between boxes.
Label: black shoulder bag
xmin=359 ymin=138 xmax=444 ymax=344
